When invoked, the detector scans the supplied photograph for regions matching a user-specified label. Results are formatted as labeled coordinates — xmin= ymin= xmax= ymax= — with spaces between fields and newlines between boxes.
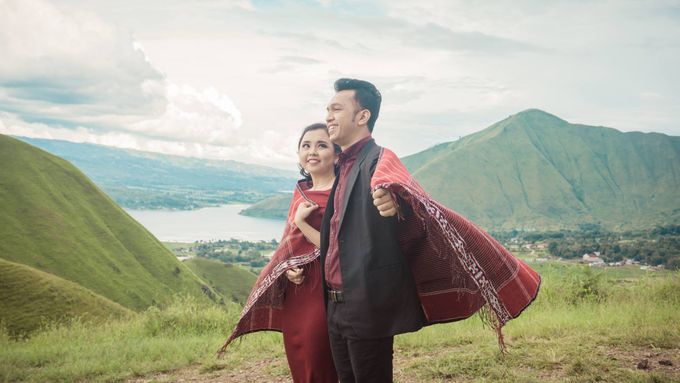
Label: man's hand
xmin=372 ymin=188 xmax=397 ymax=217
xmin=285 ymin=267 xmax=305 ymax=285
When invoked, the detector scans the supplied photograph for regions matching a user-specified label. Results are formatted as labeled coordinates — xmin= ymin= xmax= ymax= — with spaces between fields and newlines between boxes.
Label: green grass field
xmin=1 ymin=262 xmax=678 ymax=382
xmin=183 ymin=258 xmax=257 ymax=304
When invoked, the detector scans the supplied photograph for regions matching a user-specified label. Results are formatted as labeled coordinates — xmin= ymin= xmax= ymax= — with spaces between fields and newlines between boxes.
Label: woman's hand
xmin=285 ymin=267 xmax=305 ymax=285
xmin=294 ymin=202 xmax=318 ymax=227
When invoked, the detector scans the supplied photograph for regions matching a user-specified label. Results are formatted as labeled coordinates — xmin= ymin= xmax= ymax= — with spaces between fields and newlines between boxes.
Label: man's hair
xmin=334 ymin=78 xmax=382 ymax=132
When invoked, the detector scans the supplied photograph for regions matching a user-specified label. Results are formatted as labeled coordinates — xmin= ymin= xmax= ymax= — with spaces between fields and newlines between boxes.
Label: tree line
xmin=493 ymin=224 xmax=680 ymax=270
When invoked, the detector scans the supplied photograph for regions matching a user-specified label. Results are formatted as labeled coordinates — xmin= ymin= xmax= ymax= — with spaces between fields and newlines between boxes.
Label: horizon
xmin=1 ymin=0 xmax=678 ymax=169
xmin=10 ymin=108 xmax=676 ymax=170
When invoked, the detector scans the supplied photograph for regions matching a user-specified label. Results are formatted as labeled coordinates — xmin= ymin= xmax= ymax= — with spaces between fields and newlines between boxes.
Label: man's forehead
xmin=328 ymin=89 xmax=356 ymax=106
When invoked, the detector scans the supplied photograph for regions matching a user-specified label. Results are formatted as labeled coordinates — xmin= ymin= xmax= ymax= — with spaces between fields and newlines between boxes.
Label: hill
xmin=183 ymin=258 xmax=257 ymax=304
xmin=0 ymin=258 xmax=134 ymax=336
xmin=17 ymin=137 xmax=297 ymax=210
xmin=239 ymin=192 xmax=292 ymax=220
xmin=0 ymin=134 xmax=217 ymax=312
xmin=402 ymin=109 xmax=680 ymax=230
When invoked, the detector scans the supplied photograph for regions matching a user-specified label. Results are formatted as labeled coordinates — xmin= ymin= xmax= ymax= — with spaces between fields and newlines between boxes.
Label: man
xmin=320 ymin=78 xmax=425 ymax=382
xmin=319 ymin=78 xmax=541 ymax=383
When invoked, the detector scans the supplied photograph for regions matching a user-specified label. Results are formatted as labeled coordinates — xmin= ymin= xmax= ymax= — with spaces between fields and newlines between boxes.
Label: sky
xmin=1 ymin=0 xmax=679 ymax=169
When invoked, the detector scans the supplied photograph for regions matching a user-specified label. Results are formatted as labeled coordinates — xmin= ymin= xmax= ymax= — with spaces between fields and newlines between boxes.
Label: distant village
xmin=167 ymin=238 xmax=278 ymax=269
xmin=506 ymin=238 xmax=668 ymax=271
xmin=167 ymin=225 xmax=679 ymax=272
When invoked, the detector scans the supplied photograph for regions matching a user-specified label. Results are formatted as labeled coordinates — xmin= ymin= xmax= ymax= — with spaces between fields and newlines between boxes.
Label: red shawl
xmin=218 ymin=181 xmax=326 ymax=353
xmin=372 ymin=148 xmax=541 ymax=347
xmin=220 ymin=149 xmax=541 ymax=353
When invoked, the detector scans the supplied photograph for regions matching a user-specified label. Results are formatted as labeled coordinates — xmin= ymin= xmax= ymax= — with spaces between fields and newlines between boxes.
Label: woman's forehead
xmin=301 ymin=129 xmax=330 ymax=141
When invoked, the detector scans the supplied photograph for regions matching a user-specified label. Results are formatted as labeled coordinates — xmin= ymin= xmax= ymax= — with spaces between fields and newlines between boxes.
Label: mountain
xmin=16 ymin=137 xmax=297 ymax=210
xmin=183 ymin=258 xmax=257 ymax=305
xmin=0 ymin=134 xmax=217 ymax=313
xmin=402 ymin=109 xmax=680 ymax=231
xmin=239 ymin=192 xmax=292 ymax=220
xmin=0 ymin=258 xmax=133 ymax=336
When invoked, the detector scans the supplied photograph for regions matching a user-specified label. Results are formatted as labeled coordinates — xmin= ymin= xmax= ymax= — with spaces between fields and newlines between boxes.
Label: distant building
xmin=582 ymin=252 xmax=604 ymax=266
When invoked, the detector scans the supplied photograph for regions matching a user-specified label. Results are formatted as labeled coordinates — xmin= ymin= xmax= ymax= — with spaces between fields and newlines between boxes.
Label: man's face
xmin=325 ymin=90 xmax=363 ymax=149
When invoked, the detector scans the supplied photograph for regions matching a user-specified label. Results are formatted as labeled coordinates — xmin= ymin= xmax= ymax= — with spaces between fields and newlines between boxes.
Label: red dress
xmin=281 ymin=188 xmax=338 ymax=383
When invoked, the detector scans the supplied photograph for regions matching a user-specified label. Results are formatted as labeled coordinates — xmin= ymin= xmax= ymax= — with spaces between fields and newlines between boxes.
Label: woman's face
xmin=298 ymin=129 xmax=336 ymax=178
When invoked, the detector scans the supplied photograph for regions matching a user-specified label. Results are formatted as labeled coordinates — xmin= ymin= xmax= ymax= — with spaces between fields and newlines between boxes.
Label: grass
xmin=0 ymin=134 xmax=217 ymax=315
xmin=1 ymin=263 xmax=678 ymax=382
xmin=0 ymin=295 xmax=283 ymax=383
xmin=183 ymin=258 xmax=257 ymax=305
xmin=0 ymin=258 xmax=133 ymax=337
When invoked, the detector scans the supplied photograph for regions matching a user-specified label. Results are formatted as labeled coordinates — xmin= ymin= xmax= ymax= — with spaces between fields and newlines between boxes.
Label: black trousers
xmin=326 ymin=300 xmax=394 ymax=383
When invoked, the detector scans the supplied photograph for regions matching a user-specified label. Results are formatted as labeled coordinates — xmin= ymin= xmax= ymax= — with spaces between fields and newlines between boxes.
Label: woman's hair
xmin=297 ymin=123 xmax=341 ymax=180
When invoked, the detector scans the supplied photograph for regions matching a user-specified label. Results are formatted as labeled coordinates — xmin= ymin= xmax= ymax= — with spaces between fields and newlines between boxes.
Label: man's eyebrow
xmin=326 ymin=102 xmax=342 ymax=109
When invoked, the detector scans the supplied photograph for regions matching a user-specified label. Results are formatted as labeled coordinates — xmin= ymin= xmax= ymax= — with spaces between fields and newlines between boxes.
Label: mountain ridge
xmin=16 ymin=136 xmax=297 ymax=210
xmin=402 ymin=109 xmax=680 ymax=230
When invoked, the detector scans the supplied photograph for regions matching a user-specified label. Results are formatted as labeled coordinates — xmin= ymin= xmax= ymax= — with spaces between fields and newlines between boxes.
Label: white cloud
xmin=0 ymin=0 xmax=258 ymax=164
xmin=0 ymin=0 xmax=166 ymax=123
xmin=2 ymin=0 xmax=679 ymax=169
xmin=128 ymin=83 xmax=242 ymax=145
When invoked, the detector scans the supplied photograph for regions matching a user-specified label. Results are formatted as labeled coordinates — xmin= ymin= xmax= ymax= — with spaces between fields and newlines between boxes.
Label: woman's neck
xmin=309 ymin=172 xmax=335 ymax=191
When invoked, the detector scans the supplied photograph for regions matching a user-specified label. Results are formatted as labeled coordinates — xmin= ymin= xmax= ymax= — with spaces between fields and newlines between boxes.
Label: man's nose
xmin=325 ymin=110 xmax=333 ymax=122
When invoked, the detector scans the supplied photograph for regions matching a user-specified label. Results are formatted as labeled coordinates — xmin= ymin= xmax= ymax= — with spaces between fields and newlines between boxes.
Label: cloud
xmin=2 ymin=0 xmax=679 ymax=169
xmin=0 ymin=110 xmax=290 ymax=165
xmin=129 ymin=83 xmax=242 ymax=145
xmin=0 ymin=0 xmax=166 ymax=125
xmin=0 ymin=0 xmax=250 ymax=163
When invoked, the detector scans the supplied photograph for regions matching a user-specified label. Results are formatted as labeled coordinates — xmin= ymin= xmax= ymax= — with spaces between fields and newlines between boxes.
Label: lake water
xmin=125 ymin=204 xmax=286 ymax=242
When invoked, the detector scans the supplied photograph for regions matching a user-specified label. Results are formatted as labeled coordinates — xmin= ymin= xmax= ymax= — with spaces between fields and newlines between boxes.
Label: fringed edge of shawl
xmin=217 ymin=249 xmax=320 ymax=357
xmin=373 ymin=181 xmax=512 ymax=353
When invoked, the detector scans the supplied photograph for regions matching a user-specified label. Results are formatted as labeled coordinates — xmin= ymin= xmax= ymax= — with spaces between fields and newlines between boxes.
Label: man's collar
xmin=338 ymin=135 xmax=373 ymax=163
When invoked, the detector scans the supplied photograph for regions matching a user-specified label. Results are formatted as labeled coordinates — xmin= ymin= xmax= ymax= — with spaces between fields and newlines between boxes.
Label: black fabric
xmin=327 ymin=301 xmax=394 ymax=383
xmin=320 ymin=139 xmax=426 ymax=339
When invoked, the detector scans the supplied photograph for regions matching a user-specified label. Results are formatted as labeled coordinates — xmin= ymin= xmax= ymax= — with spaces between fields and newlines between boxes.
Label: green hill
xmin=0 ymin=134 xmax=217 ymax=312
xmin=0 ymin=258 xmax=133 ymax=336
xmin=183 ymin=257 xmax=257 ymax=304
xmin=402 ymin=109 xmax=680 ymax=231
xmin=240 ymin=192 xmax=292 ymax=220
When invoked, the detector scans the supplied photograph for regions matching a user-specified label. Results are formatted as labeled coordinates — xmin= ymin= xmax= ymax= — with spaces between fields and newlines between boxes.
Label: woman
xmin=219 ymin=123 xmax=339 ymax=383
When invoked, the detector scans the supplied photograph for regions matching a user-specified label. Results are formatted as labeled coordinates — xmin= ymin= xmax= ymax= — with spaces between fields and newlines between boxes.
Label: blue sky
xmin=1 ymin=0 xmax=679 ymax=168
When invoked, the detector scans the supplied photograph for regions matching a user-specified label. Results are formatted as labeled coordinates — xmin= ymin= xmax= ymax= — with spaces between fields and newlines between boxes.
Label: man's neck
xmin=340 ymin=131 xmax=371 ymax=152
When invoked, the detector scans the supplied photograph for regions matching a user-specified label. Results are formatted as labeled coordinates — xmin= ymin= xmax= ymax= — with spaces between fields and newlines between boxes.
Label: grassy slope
xmin=1 ymin=263 xmax=678 ymax=382
xmin=0 ymin=134 xmax=216 ymax=312
xmin=183 ymin=258 xmax=257 ymax=304
xmin=402 ymin=109 xmax=680 ymax=231
xmin=0 ymin=258 xmax=134 ymax=336
xmin=239 ymin=192 xmax=292 ymax=220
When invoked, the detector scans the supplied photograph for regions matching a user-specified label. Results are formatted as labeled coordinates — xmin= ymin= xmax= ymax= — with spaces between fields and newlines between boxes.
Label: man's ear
xmin=358 ymin=109 xmax=371 ymax=126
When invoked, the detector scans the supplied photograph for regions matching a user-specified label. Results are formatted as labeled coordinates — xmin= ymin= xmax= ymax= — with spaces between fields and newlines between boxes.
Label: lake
xmin=125 ymin=204 xmax=286 ymax=242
